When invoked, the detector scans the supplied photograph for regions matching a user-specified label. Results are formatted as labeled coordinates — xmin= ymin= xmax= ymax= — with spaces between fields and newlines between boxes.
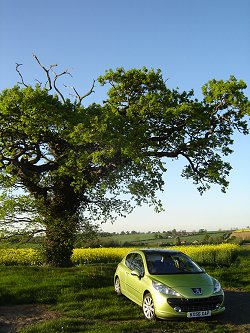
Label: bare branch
xmin=64 ymin=80 xmax=95 ymax=106
xmin=19 ymin=54 xmax=94 ymax=105
xmin=63 ymin=84 xmax=80 ymax=101
xmin=32 ymin=53 xmax=53 ymax=90
xmin=33 ymin=53 xmax=72 ymax=103
xmin=35 ymin=79 xmax=42 ymax=87
xmin=77 ymin=80 xmax=95 ymax=105
xmin=51 ymin=68 xmax=72 ymax=79
xmin=15 ymin=63 xmax=28 ymax=87
xmin=50 ymin=68 xmax=72 ymax=103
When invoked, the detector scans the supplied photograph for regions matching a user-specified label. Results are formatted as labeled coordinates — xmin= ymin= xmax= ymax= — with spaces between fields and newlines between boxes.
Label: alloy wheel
xmin=114 ymin=277 xmax=122 ymax=295
xmin=143 ymin=293 xmax=156 ymax=320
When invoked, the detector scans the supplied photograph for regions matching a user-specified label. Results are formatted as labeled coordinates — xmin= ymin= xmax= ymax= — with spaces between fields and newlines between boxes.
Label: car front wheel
xmin=143 ymin=293 xmax=156 ymax=320
xmin=114 ymin=276 xmax=122 ymax=295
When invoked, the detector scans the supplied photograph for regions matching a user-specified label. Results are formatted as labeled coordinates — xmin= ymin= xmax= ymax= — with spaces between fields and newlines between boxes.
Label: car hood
xmin=151 ymin=273 xmax=215 ymax=298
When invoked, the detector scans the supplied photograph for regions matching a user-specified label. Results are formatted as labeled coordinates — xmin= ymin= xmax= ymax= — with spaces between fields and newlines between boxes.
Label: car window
xmin=146 ymin=252 xmax=203 ymax=275
xmin=125 ymin=253 xmax=134 ymax=270
xmin=125 ymin=253 xmax=145 ymax=276
xmin=147 ymin=255 xmax=179 ymax=274
xmin=172 ymin=253 xmax=203 ymax=273
xmin=132 ymin=254 xmax=145 ymax=276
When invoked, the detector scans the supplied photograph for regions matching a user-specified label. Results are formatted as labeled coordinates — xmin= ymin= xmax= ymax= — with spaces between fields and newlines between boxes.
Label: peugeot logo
xmin=192 ymin=288 xmax=202 ymax=295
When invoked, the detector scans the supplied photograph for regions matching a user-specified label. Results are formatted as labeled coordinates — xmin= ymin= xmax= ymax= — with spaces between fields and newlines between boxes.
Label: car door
xmin=125 ymin=253 xmax=145 ymax=305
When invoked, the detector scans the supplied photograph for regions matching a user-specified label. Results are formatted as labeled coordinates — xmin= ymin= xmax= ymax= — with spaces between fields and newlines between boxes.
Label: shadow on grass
xmin=218 ymin=290 xmax=250 ymax=325
xmin=0 ymin=291 xmax=250 ymax=333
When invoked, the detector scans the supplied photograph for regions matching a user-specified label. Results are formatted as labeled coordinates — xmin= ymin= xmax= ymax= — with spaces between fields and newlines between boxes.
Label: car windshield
xmin=145 ymin=252 xmax=203 ymax=275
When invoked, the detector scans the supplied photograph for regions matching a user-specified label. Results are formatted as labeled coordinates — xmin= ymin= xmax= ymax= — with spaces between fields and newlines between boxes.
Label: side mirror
xmin=131 ymin=269 xmax=141 ymax=278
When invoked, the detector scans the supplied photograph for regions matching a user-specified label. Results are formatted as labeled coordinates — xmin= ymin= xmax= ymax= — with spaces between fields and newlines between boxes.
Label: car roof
xmin=138 ymin=249 xmax=182 ymax=255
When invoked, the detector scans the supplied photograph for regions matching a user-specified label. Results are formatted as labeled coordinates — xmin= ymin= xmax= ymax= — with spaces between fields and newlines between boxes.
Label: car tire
xmin=114 ymin=276 xmax=122 ymax=295
xmin=143 ymin=293 xmax=156 ymax=320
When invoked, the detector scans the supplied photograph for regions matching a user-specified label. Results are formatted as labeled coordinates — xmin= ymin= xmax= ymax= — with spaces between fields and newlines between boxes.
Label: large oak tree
xmin=0 ymin=56 xmax=249 ymax=266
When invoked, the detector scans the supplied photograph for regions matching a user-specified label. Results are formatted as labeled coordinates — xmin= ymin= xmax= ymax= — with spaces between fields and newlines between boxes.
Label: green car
xmin=114 ymin=249 xmax=225 ymax=320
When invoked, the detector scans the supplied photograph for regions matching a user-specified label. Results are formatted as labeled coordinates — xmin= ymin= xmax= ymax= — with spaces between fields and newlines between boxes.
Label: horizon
xmin=99 ymin=227 xmax=249 ymax=234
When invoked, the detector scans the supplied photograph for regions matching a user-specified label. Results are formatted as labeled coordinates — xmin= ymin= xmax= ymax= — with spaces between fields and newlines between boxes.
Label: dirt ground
xmin=0 ymin=290 xmax=249 ymax=333
xmin=0 ymin=304 xmax=60 ymax=333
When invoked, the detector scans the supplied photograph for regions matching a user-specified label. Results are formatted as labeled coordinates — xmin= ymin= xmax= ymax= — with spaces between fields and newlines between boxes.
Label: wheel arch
xmin=143 ymin=290 xmax=151 ymax=301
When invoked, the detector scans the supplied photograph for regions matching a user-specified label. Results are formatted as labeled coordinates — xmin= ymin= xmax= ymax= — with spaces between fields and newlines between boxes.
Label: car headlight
xmin=152 ymin=281 xmax=180 ymax=296
xmin=213 ymin=279 xmax=221 ymax=293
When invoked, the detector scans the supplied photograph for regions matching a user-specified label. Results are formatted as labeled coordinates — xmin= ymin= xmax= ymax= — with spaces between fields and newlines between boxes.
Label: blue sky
xmin=0 ymin=0 xmax=249 ymax=232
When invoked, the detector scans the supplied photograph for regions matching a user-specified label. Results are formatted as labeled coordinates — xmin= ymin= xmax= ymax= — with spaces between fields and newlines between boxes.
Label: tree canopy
xmin=0 ymin=56 xmax=249 ymax=266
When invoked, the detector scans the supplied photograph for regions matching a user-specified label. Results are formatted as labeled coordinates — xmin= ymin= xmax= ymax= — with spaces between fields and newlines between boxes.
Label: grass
xmin=20 ymin=319 xmax=236 ymax=333
xmin=0 ymin=247 xmax=249 ymax=333
xmin=204 ymin=246 xmax=250 ymax=291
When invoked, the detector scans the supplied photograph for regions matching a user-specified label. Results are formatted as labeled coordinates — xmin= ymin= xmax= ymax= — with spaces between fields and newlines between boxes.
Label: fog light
xmin=216 ymin=303 xmax=221 ymax=309
xmin=174 ymin=306 xmax=182 ymax=313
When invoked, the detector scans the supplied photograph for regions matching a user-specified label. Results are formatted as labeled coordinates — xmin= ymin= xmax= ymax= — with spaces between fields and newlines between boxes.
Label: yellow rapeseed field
xmin=169 ymin=243 xmax=239 ymax=265
xmin=0 ymin=248 xmax=43 ymax=266
xmin=72 ymin=247 xmax=133 ymax=264
xmin=0 ymin=244 xmax=239 ymax=266
xmin=72 ymin=243 xmax=239 ymax=266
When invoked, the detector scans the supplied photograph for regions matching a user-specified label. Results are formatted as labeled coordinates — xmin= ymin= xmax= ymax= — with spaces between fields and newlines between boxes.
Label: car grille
xmin=167 ymin=295 xmax=223 ymax=312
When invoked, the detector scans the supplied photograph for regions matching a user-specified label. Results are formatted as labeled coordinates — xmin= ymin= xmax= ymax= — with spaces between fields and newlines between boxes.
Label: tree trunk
xmin=42 ymin=179 xmax=81 ymax=267
xmin=43 ymin=216 xmax=77 ymax=267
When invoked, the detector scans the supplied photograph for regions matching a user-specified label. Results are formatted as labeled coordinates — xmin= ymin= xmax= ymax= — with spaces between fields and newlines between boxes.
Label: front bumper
xmin=153 ymin=292 xmax=225 ymax=319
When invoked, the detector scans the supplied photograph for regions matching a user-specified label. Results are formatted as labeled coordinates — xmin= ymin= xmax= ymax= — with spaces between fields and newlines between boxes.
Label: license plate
xmin=187 ymin=310 xmax=211 ymax=318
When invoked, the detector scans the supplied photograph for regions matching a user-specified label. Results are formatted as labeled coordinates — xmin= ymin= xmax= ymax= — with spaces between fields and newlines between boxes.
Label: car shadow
xmin=217 ymin=290 xmax=250 ymax=325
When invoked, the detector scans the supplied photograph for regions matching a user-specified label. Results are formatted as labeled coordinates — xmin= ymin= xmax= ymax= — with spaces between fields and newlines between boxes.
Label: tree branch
xmin=32 ymin=53 xmax=54 ymax=90
xmin=0 ymin=229 xmax=46 ymax=243
xmin=15 ymin=63 xmax=28 ymax=87
xmin=32 ymin=53 xmax=72 ymax=103
xmin=77 ymin=80 xmax=95 ymax=105
xmin=64 ymin=80 xmax=95 ymax=106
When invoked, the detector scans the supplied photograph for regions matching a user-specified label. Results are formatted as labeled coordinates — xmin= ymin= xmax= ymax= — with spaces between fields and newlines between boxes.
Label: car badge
xmin=192 ymin=288 xmax=202 ymax=295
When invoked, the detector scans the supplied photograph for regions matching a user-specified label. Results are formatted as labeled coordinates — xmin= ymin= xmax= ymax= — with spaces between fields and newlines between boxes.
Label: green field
xmin=98 ymin=231 xmax=227 ymax=247
xmin=0 ymin=246 xmax=249 ymax=333
xmin=0 ymin=231 xmax=229 ymax=251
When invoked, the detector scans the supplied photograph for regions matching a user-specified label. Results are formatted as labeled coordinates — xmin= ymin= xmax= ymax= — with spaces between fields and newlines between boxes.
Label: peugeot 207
xmin=114 ymin=249 xmax=225 ymax=320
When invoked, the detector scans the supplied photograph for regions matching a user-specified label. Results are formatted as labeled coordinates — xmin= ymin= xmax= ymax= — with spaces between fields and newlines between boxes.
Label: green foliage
xmin=99 ymin=68 xmax=249 ymax=193
xmin=0 ymin=58 xmax=249 ymax=266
